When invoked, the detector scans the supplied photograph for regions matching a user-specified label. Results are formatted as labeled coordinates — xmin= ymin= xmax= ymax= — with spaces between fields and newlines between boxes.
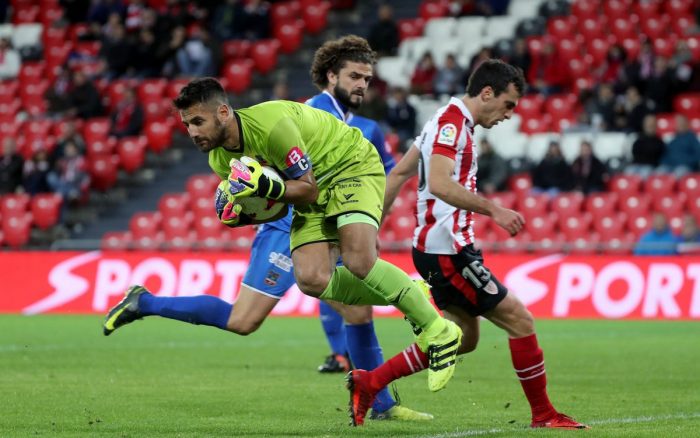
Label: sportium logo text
xmin=0 ymin=252 xmax=698 ymax=319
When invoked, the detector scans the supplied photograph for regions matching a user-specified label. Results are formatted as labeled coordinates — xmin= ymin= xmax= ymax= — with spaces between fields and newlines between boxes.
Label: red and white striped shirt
xmin=413 ymin=97 xmax=477 ymax=255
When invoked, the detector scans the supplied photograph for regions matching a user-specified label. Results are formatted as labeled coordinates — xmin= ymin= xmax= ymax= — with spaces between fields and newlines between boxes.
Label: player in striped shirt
xmin=346 ymin=59 xmax=587 ymax=429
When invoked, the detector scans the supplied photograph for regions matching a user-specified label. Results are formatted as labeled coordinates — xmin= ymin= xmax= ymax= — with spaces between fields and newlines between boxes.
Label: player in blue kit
xmin=104 ymin=35 xmax=431 ymax=422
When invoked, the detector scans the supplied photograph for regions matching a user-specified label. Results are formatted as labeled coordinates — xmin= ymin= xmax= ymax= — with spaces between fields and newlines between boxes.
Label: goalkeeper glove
xmin=214 ymin=180 xmax=251 ymax=227
xmin=228 ymin=156 xmax=286 ymax=200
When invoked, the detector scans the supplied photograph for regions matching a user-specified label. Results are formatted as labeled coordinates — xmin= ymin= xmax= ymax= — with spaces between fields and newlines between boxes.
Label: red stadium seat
xmin=517 ymin=193 xmax=549 ymax=217
xmin=194 ymin=215 xmax=229 ymax=249
xmin=161 ymin=215 xmax=193 ymax=239
xmin=117 ymin=136 xmax=147 ymax=173
xmin=666 ymin=0 xmax=694 ymax=19
xmin=166 ymin=79 xmax=190 ymax=100
xmin=129 ymin=211 xmax=162 ymax=239
xmin=419 ymin=0 xmax=448 ymax=20
xmin=673 ymin=93 xmax=700 ymax=117
xmin=641 ymin=16 xmax=669 ymax=41
xmin=587 ymin=38 xmax=611 ymax=67
xmin=603 ymin=0 xmax=630 ymax=21
xmin=620 ymin=37 xmax=641 ymax=60
xmin=87 ymin=154 xmax=120 ymax=191
xmin=571 ymin=0 xmax=600 ymax=21
xmin=594 ymin=212 xmax=627 ymax=240
xmin=40 ymin=5 xmax=64 ymax=26
xmin=601 ymin=231 xmax=635 ymax=254
xmin=627 ymin=214 xmax=652 ymax=238
xmin=679 ymin=173 xmax=700 ymax=199
xmin=106 ymin=79 xmax=138 ymax=111
xmin=398 ymin=18 xmax=424 ymax=40
xmin=556 ymin=38 xmax=582 ymax=64
xmin=19 ymin=62 xmax=45 ymax=83
xmin=229 ymin=226 xmax=256 ymax=249
xmin=2 ymin=213 xmax=32 ymax=248
xmin=544 ymin=93 xmax=577 ymax=119
xmin=560 ymin=212 xmax=593 ymax=240
xmin=634 ymin=0 xmax=661 ymax=20
xmin=131 ymin=233 xmax=165 ymax=251
xmin=43 ymin=26 xmax=67 ymax=49
xmin=0 ymin=120 xmax=22 ymax=137
xmin=585 ymin=192 xmax=619 ymax=216
xmin=191 ymin=195 xmax=213 ymax=219
xmin=137 ymin=79 xmax=167 ymax=103
xmin=643 ymin=173 xmax=676 ymax=197
xmin=145 ymin=120 xmax=173 ymax=153
xmin=83 ymin=118 xmax=111 ymax=144
xmin=271 ymin=1 xmax=299 ymax=28
xmin=0 ymin=80 xmax=19 ymax=104
xmin=520 ymin=116 xmax=551 ymax=134
xmin=24 ymin=119 xmax=53 ymax=137
xmin=525 ymin=214 xmax=557 ymax=240
xmin=222 ymin=59 xmax=254 ymax=94
xmin=86 ymin=137 xmax=117 ymax=158
xmin=158 ymin=192 xmax=191 ymax=217
xmin=620 ymin=194 xmax=651 ymax=217
xmin=143 ymin=98 xmax=172 ymax=124
xmin=652 ymin=193 xmax=687 ymax=216
xmin=655 ymin=113 xmax=677 ymax=136
xmin=515 ymin=94 xmax=544 ymax=119
xmin=1 ymin=193 xmax=30 ymax=217
xmin=508 ymin=173 xmax=533 ymax=195
xmin=487 ymin=192 xmax=517 ymax=210
xmin=30 ymin=193 xmax=62 ymax=229
xmin=101 ymin=231 xmax=132 ymax=250
xmin=672 ymin=14 xmax=695 ymax=37
xmin=221 ymin=40 xmax=252 ymax=61
xmin=13 ymin=5 xmax=39 ymax=24
xmin=187 ymin=174 xmax=220 ymax=199
xmin=471 ymin=215 xmax=491 ymax=237
xmin=652 ymin=37 xmax=676 ymax=58
xmin=611 ymin=18 xmax=637 ymax=41
xmin=608 ymin=174 xmax=642 ymax=197
xmin=250 ymin=40 xmax=280 ymax=74
xmin=579 ymin=17 xmax=605 ymax=40
xmin=547 ymin=16 xmax=576 ymax=39
xmin=550 ymin=192 xmax=584 ymax=217
xmin=276 ymin=20 xmax=304 ymax=54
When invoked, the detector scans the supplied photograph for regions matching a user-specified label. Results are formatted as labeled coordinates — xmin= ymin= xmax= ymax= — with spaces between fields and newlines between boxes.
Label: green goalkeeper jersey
xmin=208 ymin=100 xmax=384 ymax=190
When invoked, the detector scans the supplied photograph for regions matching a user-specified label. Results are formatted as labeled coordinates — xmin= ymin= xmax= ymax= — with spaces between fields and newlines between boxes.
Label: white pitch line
xmin=416 ymin=412 xmax=700 ymax=438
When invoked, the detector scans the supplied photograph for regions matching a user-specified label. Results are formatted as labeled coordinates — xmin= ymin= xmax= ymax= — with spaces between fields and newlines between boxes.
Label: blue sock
xmin=138 ymin=293 xmax=232 ymax=330
xmin=345 ymin=322 xmax=396 ymax=413
xmin=319 ymin=301 xmax=347 ymax=355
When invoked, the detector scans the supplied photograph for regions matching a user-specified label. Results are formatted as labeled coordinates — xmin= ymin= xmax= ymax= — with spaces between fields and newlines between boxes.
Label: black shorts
xmin=412 ymin=245 xmax=508 ymax=317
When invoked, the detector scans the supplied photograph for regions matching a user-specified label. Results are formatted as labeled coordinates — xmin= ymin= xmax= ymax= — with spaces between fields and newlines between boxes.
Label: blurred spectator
xmin=633 ymin=212 xmax=678 ymax=255
xmin=176 ymin=27 xmax=216 ymax=77
xmin=103 ymin=11 xmax=124 ymax=40
xmin=434 ymin=53 xmax=464 ymax=97
xmin=47 ymin=141 xmax=89 ymax=206
xmin=125 ymin=0 xmax=146 ymax=32
xmin=619 ymin=39 xmax=655 ymax=94
xmin=528 ymin=39 xmax=567 ymax=96
xmin=386 ymin=87 xmax=416 ymax=151
xmin=677 ymin=215 xmax=700 ymax=254
xmin=211 ymin=0 xmax=246 ymax=41
xmin=53 ymin=121 xmax=87 ymax=163
xmin=507 ymin=38 xmax=531 ymax=78
xmin=584 ymin=84 xmax=616 ymax=131
xmin=0 ymin=0 xmax=8 ymax=23
xmin=100 ymin=23 xmax=133 ymax=79
xmin=595 ymin=44 xmax=626 ymax=84
xmin=367 ymin=4 xmax=400 ymax=57
xmin=241 ymin=0 xmax=270 ymax=40
xmin=410 ymin=52 xmax=437 ymax=96
xmin=571 ymin=140 xmax=607 ymax=194
xmin=626 ymin=114 xmax=666 ymax=177
xmin=658 ymin=114 xmax=700 ymax=176
xmin=532 ymin=141 xmax=573 ymax=195
xmin=670 ymin=40 xmax=694 ymax=91
xmin=86 ymin=0 xmax=125 ymax=24
xmin=462 ymin=47 xmax=492 ymax=89
xmin=69 ymin=71 xmax=103 ymax=119
xmin=158 ymin=26 xmax=187 ymax=77
xmin=110 ymin=89 xmax=144 ymax=138
xmin=0 ymin=138 xmax=24 ymax=195
xmin=476 ymin=138 xmax=507 ymax=194
xmin=355 ymin=87 xmax=388 ymax=124
xmin=269 ymin=81 xmax=289 ymax=100
xmin=132 ymin=28 xmax=162 ymax=77
xmin=77 ymin=21 xmax=104 ymax=42
xmin=615 ymin=86 xmax=649 ymax=133
xmin=0 ymin=37 xmax=20 ymax=80
xmin=45 ymin=68 xmax=74 ymax=117
xmin=22 ymin=150 xmax=52 ymax=196
xmin=645 ymin=56 xmax=675 ymax=113
xmin=61 ymin=0 xmax=91 ymax=23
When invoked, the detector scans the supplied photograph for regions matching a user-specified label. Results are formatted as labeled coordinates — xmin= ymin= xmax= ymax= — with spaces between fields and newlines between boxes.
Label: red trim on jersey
xmin=432 ymin=144 xmax=457 ymax=160
xmin=438 ymin=254 xmax=477 ymax=304
xmin=452 ymin=134 xmax=474 ymax=252
xmin=416 ymin=199 xmax=436 ymax=252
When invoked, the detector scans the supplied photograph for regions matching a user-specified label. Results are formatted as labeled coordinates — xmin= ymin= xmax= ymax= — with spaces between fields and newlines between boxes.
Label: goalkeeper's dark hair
xmin=310 ymin=35 xmax=377 ymax=90
xmin=466 ymin=59 xmax=526 ymax=98
xmin=173 ymin=77 xmax=229 ymax=110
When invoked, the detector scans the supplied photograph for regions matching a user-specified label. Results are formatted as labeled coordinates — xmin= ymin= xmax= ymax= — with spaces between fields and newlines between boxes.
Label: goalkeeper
xmin=105 ymin=77 xmax=462 ymax=394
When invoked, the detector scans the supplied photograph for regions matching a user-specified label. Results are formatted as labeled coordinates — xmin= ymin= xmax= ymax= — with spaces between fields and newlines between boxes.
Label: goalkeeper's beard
xmin=196 ymin=119 xmax=229 ymax=152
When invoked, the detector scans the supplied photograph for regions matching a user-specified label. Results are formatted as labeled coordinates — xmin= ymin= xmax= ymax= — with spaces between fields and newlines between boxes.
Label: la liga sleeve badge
xmin=437 ymin=123 xmax=457 ymax=146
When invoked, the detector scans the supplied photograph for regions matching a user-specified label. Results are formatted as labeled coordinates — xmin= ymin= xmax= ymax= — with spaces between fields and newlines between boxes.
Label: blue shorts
xmin=242 ymin=225 xmax=296 ymax=299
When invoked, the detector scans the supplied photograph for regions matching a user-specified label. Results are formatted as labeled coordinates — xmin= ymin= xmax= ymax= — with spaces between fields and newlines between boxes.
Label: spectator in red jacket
xmin=410 ymin=52 xmax=437 ymax=96
xmin=110 ymin=88 xmax=144 ymax=139
xmin=528 ymin=40 xmax=568 ymax=96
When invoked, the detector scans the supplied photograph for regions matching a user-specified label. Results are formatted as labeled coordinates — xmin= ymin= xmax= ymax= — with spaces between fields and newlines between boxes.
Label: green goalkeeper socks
xmin=319 ymin=259 xmax=440 ymax=330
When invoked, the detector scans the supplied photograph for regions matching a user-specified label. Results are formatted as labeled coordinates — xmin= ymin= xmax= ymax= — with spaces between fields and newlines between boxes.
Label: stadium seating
xmin=30 ymin=193 xmax=62 ymax=230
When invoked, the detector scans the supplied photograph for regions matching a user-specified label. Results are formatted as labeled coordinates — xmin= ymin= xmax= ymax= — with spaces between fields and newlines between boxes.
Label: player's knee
xmin=227 ymin=318 xmax=262 ymax=336
xmin=509 ymin=307 xmax=535 ymax=338
xmin=340 ymin=305 xmax=373 ymax=325
xmin=458 ymin=333 xmax=479 ymax=354
xmin=341 ymin=252 xmax=377 ymax=279
xmin=296 ymin=270 xmax=332 ymax=296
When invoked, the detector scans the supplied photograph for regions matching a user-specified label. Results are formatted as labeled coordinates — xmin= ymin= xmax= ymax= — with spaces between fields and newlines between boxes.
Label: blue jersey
xmin=262 ymin=92 xmax=393 ymax=232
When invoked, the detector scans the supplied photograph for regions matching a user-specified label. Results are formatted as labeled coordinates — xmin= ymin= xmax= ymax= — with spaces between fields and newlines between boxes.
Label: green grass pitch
xmin=1 ymin=315 xmax=699 ymax=437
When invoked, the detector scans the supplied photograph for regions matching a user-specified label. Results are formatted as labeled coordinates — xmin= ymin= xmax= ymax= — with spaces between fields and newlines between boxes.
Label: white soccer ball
xmin=236 ymin=165 xmax=288 ymax=223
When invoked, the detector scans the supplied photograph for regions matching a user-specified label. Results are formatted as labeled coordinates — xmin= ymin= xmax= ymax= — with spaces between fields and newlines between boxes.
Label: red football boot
xmin=531 ymin=412 xmax=589 ymax=429
xmin=346 ymin=370 xmax=378 ymax=426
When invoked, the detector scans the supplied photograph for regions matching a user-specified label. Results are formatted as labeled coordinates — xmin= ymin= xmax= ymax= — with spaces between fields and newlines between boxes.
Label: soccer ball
xmin=216 ymin=163 xmax=288 ymax=224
